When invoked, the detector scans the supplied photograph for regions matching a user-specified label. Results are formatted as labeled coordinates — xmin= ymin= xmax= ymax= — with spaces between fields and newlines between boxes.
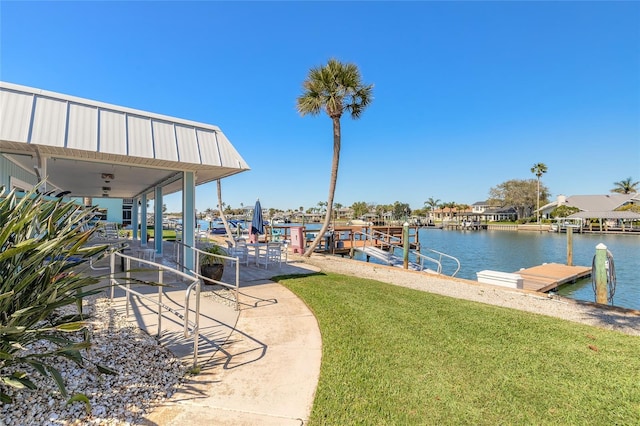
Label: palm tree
xmin=424 ymin=197 xmax=440 ymax=223
xmin=611 ymin=177 xmax=639 ymax=194
xmin=297 ymin=58 xmax=373 ymax=256
xmin=531 ymin=163 xmax=548 ymax=226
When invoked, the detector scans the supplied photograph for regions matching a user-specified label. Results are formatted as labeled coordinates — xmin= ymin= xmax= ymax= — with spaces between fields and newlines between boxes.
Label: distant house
xmin=539 ymin=194 xmax=640 ymax=231
xmin=539 ymin=194 xmax=640 ymax=218
xmin=469 ymin=201 xmax=518 ymax=222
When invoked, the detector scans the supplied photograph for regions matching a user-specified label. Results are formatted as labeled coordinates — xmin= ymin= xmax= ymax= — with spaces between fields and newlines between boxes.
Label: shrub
xmin=199 ymin=244 xmax=227 ymax=266
xmin=0 ymin=184 xmax=113 ymax=403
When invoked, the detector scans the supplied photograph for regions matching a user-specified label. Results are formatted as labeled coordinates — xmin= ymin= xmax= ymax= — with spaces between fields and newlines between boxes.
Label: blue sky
xmin=2 ymin=1 xmax=638 ymax=213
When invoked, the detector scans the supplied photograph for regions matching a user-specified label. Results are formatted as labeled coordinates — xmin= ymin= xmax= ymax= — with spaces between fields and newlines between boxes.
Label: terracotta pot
xmin=201 ymin=263 xmax=224 ymax=283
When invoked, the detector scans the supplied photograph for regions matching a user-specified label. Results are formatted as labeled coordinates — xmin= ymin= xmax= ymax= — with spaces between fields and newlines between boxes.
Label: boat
xmin=550 ymin=218 xmax=583 ymax=233
xmin=209 ymin=219 xmax=246 ymax=235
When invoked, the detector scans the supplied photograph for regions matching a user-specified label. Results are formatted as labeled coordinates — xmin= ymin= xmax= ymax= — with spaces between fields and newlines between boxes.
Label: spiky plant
xmin=0 ymin=183 xmax=113 ymax=403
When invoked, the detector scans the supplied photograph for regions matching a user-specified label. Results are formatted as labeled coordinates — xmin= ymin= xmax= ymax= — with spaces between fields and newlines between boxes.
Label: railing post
xmin=157 ymin=269 xmax=163 ymax=337
xmin=193 ymin=281 xmax=201 ymax=367
xmin=235 ymin=257 xmax=240 ymax=311
xmin=594 ymin=243 xmax=608 ymax=304
xmin=110 ymin=250 xmax=116 ymax=300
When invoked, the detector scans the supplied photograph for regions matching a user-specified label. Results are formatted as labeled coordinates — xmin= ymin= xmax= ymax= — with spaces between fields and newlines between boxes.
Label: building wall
xmin=70 ymin=197 xmax=125 ymax=224
xmin=0 ymin=155 xmax=38 ymax=191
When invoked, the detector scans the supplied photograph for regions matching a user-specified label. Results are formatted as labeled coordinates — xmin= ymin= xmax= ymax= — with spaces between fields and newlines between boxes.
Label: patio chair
xmin=173 ymin=229 xmax=183 ymax=260
xmin=226 ymin=239 xmax=249 ymax=266
xmin=103 ymin=222 xmax=121 ymax=240
xmin=264 ymin=242 xmax=283 ymax=269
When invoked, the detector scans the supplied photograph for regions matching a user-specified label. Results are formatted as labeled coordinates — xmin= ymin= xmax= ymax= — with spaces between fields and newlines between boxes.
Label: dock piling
xmin=402 ymin=222 xmax=409 ymax=269
xmin=594 ymin=243 xmax=608 ymax=304
xmin=566 ymin=227 xmax=573 ymax=266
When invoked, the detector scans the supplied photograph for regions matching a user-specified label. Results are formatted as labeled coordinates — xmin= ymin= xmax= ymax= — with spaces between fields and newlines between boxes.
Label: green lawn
xmin=277 ymin=273 xmax=640 ymax=425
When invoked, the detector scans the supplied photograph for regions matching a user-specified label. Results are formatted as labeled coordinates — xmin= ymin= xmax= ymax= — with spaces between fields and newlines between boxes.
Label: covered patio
xmin=0 ymin=81 xmax=250 ymax=271
xmin=566 ymin=210 xmax=640 ymax=233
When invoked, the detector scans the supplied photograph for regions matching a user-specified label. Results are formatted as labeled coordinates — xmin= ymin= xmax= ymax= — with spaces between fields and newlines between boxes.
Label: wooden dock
xmin=516 ymin=263 xmax=591 ymax=292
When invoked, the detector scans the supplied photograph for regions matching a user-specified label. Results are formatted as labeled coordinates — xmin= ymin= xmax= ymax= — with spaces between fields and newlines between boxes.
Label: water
xmin=411 ymin=229 xmax=639 ymax=310
xmin=257 ymin=223 xmax=640 ymax=310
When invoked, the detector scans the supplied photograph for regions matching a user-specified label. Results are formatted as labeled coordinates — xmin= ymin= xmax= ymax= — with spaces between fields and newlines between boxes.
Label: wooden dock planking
xmin=516 ymin=263 xmax=591 ymax=292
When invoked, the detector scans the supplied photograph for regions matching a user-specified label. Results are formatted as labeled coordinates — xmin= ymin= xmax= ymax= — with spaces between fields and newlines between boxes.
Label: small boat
xmin=209 ymin=219 xmax=246 ymax=235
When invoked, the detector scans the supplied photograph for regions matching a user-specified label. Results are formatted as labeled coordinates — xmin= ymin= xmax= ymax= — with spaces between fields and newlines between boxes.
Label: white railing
xmin=174 ymin=240 xmax=241 ymax=311
xmin=107 ymin=250 xmax=201 ymax=367
xmin=354 ymin=230 xmax=460 ymax=277
xmin=415 ymin=248 xmax=461 ymax=277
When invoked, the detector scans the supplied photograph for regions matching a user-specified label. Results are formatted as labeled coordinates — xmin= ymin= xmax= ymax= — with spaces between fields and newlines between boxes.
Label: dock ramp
xmin=359 ymin=246 xmax=426 ymax=271
xmin=354 ymin=230 xmax=460 ymax=276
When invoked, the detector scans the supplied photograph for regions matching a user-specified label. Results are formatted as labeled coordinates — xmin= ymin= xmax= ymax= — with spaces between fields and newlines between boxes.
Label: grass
xmin=277 ymin=273 xmax=640 ymax=425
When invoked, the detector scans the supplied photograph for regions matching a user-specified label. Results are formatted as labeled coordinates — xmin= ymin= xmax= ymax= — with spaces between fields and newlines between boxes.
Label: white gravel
xmin=299 ymin=253 xmax=640 ymax=336
xmin=0 ymin=297 xmax=185 ymax=426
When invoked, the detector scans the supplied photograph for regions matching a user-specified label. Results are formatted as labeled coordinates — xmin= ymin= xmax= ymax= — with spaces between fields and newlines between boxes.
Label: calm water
xmin=225 ymin=222 xmax=640 ymax=310
xmin=409 ymin=229 xmax=639 ymax=310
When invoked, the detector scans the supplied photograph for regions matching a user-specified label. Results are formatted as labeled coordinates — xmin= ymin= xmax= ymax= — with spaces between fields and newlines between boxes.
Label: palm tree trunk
xmin=537 ymin=176 xmax=541 ymax=229
xmin=216 ymin=180 xmax=234 ymax=244
xmin=304 ymin=117 xmax=341 ymax=256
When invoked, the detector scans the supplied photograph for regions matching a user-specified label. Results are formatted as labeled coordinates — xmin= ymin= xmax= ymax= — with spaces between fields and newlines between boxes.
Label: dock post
xmin=403 ymin=222 xmax=409 ymax=269
xmin=594 ymin=243 xmax=608 ymax=304
xmin=566 ymin=227 xmax=573 ymax=266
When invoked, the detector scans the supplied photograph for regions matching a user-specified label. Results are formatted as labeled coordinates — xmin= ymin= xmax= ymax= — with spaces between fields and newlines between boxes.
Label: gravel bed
xmin=0 ymin=297 xmax=185 ymax=425
xmin=299 ymin=253 xmax=640 ymax=336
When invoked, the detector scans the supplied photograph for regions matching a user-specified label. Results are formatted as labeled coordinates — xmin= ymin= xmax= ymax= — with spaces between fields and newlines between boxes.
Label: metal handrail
xmin=426 ymin=248 xmax=461 ymax=277
xmin=412 ymin=250 xmax=443 ymax=274
xmin=173 ymin=240 xmax=241 ymax=311
xmin=108 ymin=250 xmax=201 ymax=367
xmin=353 ymin=230 xmax=460 ymax=276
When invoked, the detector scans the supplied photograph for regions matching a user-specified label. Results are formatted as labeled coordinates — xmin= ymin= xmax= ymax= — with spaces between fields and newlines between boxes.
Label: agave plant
xmin=0 ymin=183 xmax=114 ymax=403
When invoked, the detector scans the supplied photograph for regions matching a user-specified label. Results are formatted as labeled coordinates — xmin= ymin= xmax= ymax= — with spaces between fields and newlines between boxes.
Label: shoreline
xmin=296 ymin=252 xmax=640 ymax=336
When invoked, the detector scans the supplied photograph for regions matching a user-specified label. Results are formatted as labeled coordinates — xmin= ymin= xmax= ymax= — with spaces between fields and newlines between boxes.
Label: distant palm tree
xmin=531 ymin=163 xmax=548 ymax=225
xmin=424 ymin=197 xmax=440 ymax=222
xmin=611 ymin=177 xmax=639 ymax=194
xmin=297 ymin=58 xmax=373 ymax=256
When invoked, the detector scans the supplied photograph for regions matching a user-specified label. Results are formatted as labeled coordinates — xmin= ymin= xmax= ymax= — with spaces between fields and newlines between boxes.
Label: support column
xmin=141 ymin=194 xmax=148 ymax=247
xmin=155 ymin=186 xmax=163 ymax=256
xmin=183 ymin=172 xmax=196 ymax=274
xmin=132 ymin=199 xmax=139 ymax=241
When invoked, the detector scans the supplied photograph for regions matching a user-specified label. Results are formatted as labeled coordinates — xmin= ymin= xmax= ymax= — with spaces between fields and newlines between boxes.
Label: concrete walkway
xmin=104 ymin=243 xmax=322 ymax=425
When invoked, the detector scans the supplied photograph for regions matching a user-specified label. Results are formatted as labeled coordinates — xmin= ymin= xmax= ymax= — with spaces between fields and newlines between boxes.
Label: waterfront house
xmin=471 ymin=201 xmax=518 ymax=222
xmin=539 ymin=194 xmax=640 ymax=217
xmin=539 ymin=194 xmax=640 ymax=231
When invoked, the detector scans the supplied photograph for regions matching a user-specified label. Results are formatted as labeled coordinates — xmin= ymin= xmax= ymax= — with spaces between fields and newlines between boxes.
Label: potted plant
xmin=200 ymin=244 xmax=227 ymax=284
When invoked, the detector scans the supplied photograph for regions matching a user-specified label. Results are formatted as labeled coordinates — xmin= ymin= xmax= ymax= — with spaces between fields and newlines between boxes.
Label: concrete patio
xmin=91 ymin=238 xmax=323 ymax=425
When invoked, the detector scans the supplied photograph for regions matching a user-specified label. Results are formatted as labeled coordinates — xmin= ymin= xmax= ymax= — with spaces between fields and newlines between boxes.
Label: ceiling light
xmin=102 ymin=186 xmax=111 ymax=191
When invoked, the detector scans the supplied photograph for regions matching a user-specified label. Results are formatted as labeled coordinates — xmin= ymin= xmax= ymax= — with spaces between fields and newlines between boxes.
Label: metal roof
xmin=563 ymin=194 xmax=638 ymax=211
xmin=567 ymin=210 xmax=640 ymax=220
xmin=0 ymin=81 xmax=250 ymax=199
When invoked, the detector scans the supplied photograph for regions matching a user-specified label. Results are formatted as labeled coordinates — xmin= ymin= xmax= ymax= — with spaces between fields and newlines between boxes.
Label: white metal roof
xmin=0 ymin=81 xmax=250 ymax=198
xmin=541 ymin=193 xmax=639 ymax=211
xmin=567 ymin=210 xmax=640 ymax=220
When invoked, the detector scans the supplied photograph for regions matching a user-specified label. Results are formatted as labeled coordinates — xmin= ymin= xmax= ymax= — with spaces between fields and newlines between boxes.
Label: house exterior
xmin=470 ymin=201 xmax=518 ymax=222
xmin=539 ymin=194 xmax=640 ymax=231
xmin=539 ymin=194 xmax=640 ymax=218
